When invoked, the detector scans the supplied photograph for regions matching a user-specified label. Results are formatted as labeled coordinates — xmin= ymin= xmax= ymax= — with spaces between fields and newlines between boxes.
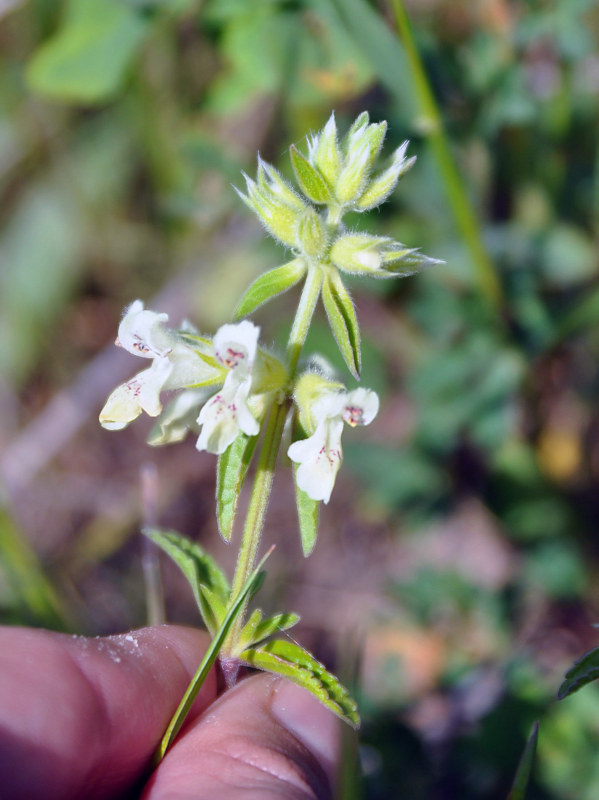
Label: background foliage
xmin=1 ymin=0 xmax=599 ymax=797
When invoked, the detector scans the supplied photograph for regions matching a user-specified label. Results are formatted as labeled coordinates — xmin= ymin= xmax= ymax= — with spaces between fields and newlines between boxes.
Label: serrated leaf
xmin=290 ymin=146 xmax=334 ymax=204
xmin=26 ymin=0 xmax=149 ymax=104
xmin=144 ymin=528 xmax=230 ymax=635
xmin=234 ymin=259 xmax=306 ymax=320
xmin=216 ymin=432 xmax=260 ymax=542
xmin=294 ymin=465 xmax=320 ymax=556
xmin=238 ymin=609 xmax=300 ymax=651
xmin=251 ymin=613 xmax=300 ymax=647
xmin=322 ymin=271 xmax=361 ymax=379
xmin=154 ymin=550 xmax=270 ymax=764
xmin=558 ymin=645 xmax=599 ymax=700
xmin=241 ymin=639 xmax=360 ymax=728
xmin=507 ymin=722 xmax=539 ymax=800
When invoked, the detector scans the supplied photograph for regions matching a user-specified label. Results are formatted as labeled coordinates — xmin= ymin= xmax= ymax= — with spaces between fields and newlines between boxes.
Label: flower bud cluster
xmin=235 ymin=111 xmax=440 ymax=280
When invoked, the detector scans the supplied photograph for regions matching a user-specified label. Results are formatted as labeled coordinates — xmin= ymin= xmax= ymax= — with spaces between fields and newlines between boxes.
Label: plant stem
xmin=389 ymin=0 xmax=503 ymax=309
xmin=224 ymin=266 xmax=323 ymax=654
xmin=287 ymin=266 xmax=324 ymax=377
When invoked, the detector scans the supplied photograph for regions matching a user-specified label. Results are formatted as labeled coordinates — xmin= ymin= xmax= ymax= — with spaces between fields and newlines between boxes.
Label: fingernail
xmin=271 ymin=679 xmax=340 ymax=766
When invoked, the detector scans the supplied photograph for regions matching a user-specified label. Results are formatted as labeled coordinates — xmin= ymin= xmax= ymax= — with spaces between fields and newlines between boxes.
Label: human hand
xmin=0 ymin=625 xmax=340 ymax=799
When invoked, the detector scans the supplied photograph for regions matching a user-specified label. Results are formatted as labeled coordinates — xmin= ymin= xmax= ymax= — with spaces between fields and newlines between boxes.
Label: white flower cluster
xmin=100 ymin=302 xmax=267 ymax=456
xmin=100 ymin=301 xmax=379 ymax=503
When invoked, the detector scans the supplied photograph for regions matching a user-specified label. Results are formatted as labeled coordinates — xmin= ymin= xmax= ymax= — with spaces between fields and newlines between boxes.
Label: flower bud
xmin=311 ymin=112 xmax=341 ymax=187
xmin=296 ymin=207 xmax=328 ymax=258
xmin=235 ymin=173 xmax=306 ymax=248
xmin=330 ymin=234 xmax=392 ymax=274
xmin=356 ymin=141 xmax=416 ymax=212
xmin=335 ymin=141 xmax=372 ymax=205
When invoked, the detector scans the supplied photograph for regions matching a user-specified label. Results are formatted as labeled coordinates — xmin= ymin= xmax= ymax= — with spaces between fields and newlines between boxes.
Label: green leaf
xmin=290 ymin=146 xmax=334 ymax=204
xmin=234 ymin=259 xmax=306 ymax=320
xmin=26 ymin=0 xmax=150 ymax=104
xmin=507 ymin=722 xmax=539 ymax=800
xmin=558 ymin=645 xmax=599 ymax=700
xmin=241 ymin=639 xmax=360 ymax=728
xmin=144 ymin=528 xmax=230 ymax=635
xmin=239 ymin=611 xmax=300 ymax=651
xmin=216 ymin=432 xmax=260 ymax=542
xmin=322 ymin=271 xmax=361 ymax=379
xmin=154 ymin=551 xmax=270 ymax=764
xmin=294 ymin=466 xmax=320 ymax=556
xmin=253 ymin=612 xmax=300 ymax=644
xmin=238 ymin=608 xmax=263 ymax=649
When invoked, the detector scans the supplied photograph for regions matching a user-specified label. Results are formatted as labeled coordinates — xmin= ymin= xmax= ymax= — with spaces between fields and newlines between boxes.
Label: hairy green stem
xmin=390 ymin=0 xmax=502 ymax=308
xmin=224 ymin=266 xmax=323 ymax=654
xmin=286 ymin=266 xmax=324 ymax=377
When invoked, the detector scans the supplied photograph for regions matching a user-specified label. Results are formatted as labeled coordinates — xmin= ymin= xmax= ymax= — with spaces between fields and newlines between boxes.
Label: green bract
xmin=235 ymin=111 xmax=441 ymax=378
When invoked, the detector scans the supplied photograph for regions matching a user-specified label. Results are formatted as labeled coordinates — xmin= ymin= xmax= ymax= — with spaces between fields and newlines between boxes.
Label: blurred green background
xmin=1 ymin=0 xmax=599 ymax=797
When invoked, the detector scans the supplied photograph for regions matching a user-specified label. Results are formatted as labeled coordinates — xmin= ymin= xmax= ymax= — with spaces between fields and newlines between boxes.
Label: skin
xmin=0 ymin=625 xmax=340 ymax=800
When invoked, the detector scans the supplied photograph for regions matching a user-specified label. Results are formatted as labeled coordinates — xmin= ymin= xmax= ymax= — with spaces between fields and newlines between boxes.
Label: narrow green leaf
xmin=154 ymin=552 xmax=270 ymax=764
xmin=216 ymin=432 xmax=260 ymax=542
xmin=290 ymin=146 xmax=334 ymax=204
xmin=241 ymin=639 xmax=360 ymax=728
xmin=144 ymin=528 xmax=230 ymax=635
xmin=558 ymin=645 xmax=599 ymax=700
xmin=238 ymin=608 xmax=263 ymax=649
xmin=26 ymin=0 xmax=150 ymax=104
xmin=322 ymin=271 xmax=361 ymax=379
xmin=507 ymin=722 xmax=539 ymax=800
xmin=251 ymin=613 xmax=300 ymax=647
xmin=294 ymin=466 xmax=320 ymax=556
xmin=234 ymin=259 xmax=306 ymax=320
xmin=238 ymin=610 xmax=300 ymax=651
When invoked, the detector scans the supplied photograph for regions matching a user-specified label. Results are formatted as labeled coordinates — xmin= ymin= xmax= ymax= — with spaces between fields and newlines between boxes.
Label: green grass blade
xmin=507 ymin=722 xmax=539 ymax=800
xmin=153 ymin=551 xmax=270 ymax=764
xmin=0 ymin=502 xmax=66 ymax=629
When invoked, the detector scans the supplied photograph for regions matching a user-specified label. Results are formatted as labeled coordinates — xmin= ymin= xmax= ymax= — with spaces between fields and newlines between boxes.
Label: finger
xmin=143 ymin=673 xmax=341 ymax=800
xmin=0 ymin=625 xmax=214 ymax=800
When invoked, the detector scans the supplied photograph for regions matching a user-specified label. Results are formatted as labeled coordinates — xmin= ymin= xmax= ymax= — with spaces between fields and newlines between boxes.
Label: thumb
xmin=143 ymin=672 xmax=342 ymax=800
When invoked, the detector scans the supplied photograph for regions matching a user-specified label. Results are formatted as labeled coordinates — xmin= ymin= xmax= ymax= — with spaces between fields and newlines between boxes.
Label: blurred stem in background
xmin=389 ymin=0 xmax=503 ymax=309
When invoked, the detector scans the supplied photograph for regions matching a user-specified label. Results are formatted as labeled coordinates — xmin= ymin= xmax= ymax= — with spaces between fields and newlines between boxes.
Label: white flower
xmin=100 ymin=300 xmax=221 ymax=431
xmin=100 ymin=358 xmax=172 ymax=430
xmin=195 ymin=321 xmax=262 ymax=455
xmin=115 ymin=300 xmax=172 ymax=358
xmin=288 ymin=387 xmax=379 ymax=503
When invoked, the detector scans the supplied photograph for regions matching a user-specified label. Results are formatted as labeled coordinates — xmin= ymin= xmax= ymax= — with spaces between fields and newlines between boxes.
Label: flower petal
xmin=288 ymin=418 xmax=344 ymax=504
xmin=196 ymin=373 xmax=259 ymax=455
xmin=99 ymin=358 xmax=172 ymax=430
xmin=342 ymin=388 xmax=379 ymax=427
xmin=213 ymin=321 xmax=260 ymax=372
xmin=116 ymin=300 xmax=172 ymax=358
